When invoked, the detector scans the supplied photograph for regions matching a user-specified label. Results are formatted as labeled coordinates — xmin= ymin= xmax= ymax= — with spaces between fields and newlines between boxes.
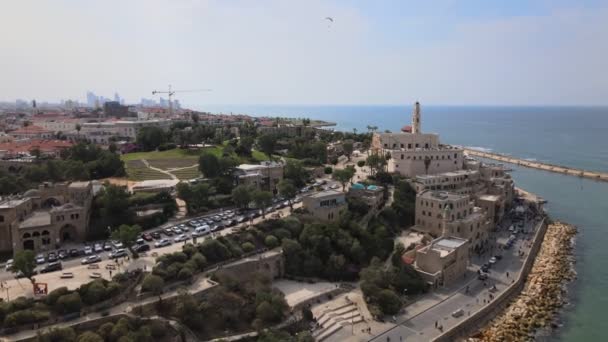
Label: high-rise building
xmin=86 ymin=91 xmax=97 ymax=107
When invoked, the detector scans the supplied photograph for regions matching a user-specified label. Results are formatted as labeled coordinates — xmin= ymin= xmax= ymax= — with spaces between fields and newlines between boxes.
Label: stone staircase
xmin=312 ymin=301 xmax=364 ymax=342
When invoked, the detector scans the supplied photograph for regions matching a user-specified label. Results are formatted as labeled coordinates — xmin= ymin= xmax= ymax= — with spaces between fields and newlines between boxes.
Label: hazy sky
xmin=1 ymin=0 xmax=607 ymax=106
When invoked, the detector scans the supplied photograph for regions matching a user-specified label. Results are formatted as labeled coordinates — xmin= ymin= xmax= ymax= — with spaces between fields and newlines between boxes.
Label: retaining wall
xmin=433 ymin=218 xmax=548 ymax=342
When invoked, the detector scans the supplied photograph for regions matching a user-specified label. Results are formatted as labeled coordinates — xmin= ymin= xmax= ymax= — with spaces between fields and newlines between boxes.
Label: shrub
xmin=357 ymin=160 xmax=365 ymax=167
xmin=264 ymin=235 xmax=279 ymax=248
xmin=46 ymin=287 xmax=70 ymax=306
xmin=241 ymin=242 xmax=256 ymax=253
xmin=4 ymin=309 xmax=50 ymax=327
xmin=55 ymin=292 xmax=82 ymax=315
xmin=178 ymin=267 xmax=194 ymax=280
xmin=190 ymin=252 xmax=207 ymax=270
xmin=77 ymin=331 xmax=104 ymax=342
xmin=39 ymin=327 xmax=77 ymax=342
xmin=141 ymin=274 xmax=165 ymax=294
xmin=324 ymin=166 xmax=333 ymax=175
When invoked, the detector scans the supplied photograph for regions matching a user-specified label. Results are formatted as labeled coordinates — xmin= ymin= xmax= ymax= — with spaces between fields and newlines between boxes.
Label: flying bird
xmin=325 ymin=17 xmax=334 ymax=22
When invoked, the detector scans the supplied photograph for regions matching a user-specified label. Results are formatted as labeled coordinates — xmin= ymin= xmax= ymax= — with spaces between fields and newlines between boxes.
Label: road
xmin=367 ymin=214 xmax=541 ymax=342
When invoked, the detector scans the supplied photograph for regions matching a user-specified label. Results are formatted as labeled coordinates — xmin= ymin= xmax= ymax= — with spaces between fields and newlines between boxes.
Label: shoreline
xmin=468 ymin=221 xmax=577 ymax=341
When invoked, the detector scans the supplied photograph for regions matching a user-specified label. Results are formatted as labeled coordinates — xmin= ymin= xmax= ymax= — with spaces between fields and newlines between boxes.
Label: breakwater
xmin=464 ymin=149 xmax=608 ymax=182
xmin=468 ymin=222 xmax=577 ymax=341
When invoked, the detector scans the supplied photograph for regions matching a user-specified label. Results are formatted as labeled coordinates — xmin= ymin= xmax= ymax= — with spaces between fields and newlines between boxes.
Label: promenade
xmin=464 ymin=149 xmax=608 ymax=182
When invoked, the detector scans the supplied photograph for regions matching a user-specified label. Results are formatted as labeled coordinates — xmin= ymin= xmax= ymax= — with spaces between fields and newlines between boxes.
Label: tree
xmin=277 ymin=180 xmax=297 ymax=210
xmin=10 ymin=250 xmax=37 ymax=284
xmin=258 ymin=134 xmax=277 ymax=160
xmin=231 ymin=185 xmax=253 ymax=210
xmin=253 ymin=190 xmax=273 ymax=218
xmin=30 ymin=147 xmax=42 ymax=159
xmin=142 ymin=274 xmax=165 ymax=296
xmin=191 ymin=113 xmax=200 ymax=124
xmin=136 ymin=126 xmax=166 ymax=151
xmin=111 ymin=224 xmax=142 ymax=256
xmin=324 ymin=166 xmax=333 ymax=175
xmin=376 ymin=289 xmax=401 ymax=315
xmin=284 ymin=160 xmax=309 ymax=187
xmin=55 ymin=292 xmax=82 ymax=314
xmin=199 ymin=153 xmax=221 ymax=178
xmin=357 ymin=160 xmax=365 ymax=168
xmin=333 ymin=167 xmax=355 ymax=191
xmin=343 ymin=141 xmax=354 ymax=161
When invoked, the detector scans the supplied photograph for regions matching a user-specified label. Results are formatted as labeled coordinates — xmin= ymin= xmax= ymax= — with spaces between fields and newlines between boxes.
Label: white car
xmin=174 ymin=234 xmax=188 ymax=243
xmin=35 ymin=254 xmax=46 ymax=265
xmin=5 ymin=259 xmax=14 ymax=271
xmin=489 ymin=257 xmax=497 ymax=265
xmin=83 ymin=246 xmax=93 ymax=255
xmin=154 ymin=239 xmax=172 ymax=248
xmin=94 ymin=243 xmax=104 ymax=253
xmin=81 ymin=255 xmax=102 ymax=265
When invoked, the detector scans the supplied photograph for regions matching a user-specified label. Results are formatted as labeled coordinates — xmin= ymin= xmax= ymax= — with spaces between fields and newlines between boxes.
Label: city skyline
xmin=1 ymin=0 xmax=607 ymax=106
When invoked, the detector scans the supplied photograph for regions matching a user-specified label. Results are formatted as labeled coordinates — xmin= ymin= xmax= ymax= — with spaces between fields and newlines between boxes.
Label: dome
xmin=351 ymin=183 xmax=365 ymax=190
xmin=23 ymin=189 xmax=41 ymax=198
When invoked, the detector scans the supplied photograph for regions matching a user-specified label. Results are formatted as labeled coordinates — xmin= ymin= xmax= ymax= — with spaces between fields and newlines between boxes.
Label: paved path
xmin=366 ymin=218 xmax=542 ymax=342
xmin=464 ymin=148 xmax=608 ymax=182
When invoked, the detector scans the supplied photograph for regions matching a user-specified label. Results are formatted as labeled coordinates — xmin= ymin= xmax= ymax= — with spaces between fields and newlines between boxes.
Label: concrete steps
xmin=312 ymin=301 xmax=364 ymax=341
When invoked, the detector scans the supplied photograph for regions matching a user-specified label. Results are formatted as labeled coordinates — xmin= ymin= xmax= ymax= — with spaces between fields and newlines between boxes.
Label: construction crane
xmin=151 ymin=85 xmax=212 ymax=116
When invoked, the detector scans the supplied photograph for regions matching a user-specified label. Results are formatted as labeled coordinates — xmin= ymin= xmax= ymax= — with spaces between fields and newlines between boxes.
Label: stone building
xmin=302 ymin=190 xmax=347 ymax=222
xmin=233 ymin=161 xmax=284 ymax=194
xmin=414 ymin=236 xmax=469 ymax=288
xmin=415 ymin=190 xmax=490 ymax=253
xmin=347 ymin=183 xmax=385 ymax=210
xmin=372 ymin=102 xmax=464 ymax=177
xmin=0 ymin=181 xmax=93 ymax=254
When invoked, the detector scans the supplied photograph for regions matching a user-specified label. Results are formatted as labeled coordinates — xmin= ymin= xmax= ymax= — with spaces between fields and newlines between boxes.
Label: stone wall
xmin=433 ymin=218 xmax=548 ymax=342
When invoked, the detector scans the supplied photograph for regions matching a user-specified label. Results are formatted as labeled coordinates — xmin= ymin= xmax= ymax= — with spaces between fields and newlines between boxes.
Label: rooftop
xmin=478 ymin=194 xmax=501 ymax=202
xmin=19 ymin=211 xmax=51 ymax=229
xmin=131 ymin=179 xmax=179 ymax=190
xmin=307 ymin=189 xmax=344 ymax=199
xmin=0 ymin=198 xmax=29 ymax=209
xmin=419 ymin=190 xmax=468 ymax=201
xmin=424 ymin=236 xmax=468 ymax=257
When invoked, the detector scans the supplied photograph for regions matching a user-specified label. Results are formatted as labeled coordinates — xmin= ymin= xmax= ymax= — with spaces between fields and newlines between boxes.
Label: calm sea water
xmin=202 ymin=104 xmax=608 ymax=341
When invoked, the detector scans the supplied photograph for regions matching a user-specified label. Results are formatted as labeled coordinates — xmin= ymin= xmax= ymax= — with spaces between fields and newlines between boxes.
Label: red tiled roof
xmin=0 ymin=139 xmax=73 ymax=154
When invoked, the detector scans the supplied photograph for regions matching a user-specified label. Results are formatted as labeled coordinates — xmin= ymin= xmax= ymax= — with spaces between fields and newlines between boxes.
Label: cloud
xmin=0 ymin=0 xmax=607 ymax=106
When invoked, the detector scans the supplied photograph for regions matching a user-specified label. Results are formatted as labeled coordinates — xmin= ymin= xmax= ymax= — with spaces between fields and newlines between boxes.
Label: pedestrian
xmin=506 ymin=272 xmax=510 ymax=278
xmin=109 ymin=270 xmax=112 ymax=277
xmin=435 ymin=321 xmax=438 ymax=328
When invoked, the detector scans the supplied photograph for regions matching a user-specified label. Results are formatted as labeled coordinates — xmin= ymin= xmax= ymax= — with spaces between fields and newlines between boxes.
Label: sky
xmin=1 ymin=0 xmax=607 ymax=107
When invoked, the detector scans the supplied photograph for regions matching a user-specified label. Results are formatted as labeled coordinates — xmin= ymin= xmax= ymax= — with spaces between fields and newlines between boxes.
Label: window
xmin=401 ymin=154 xmax=404 ymax=160
xmin=408 ymin=143 xmax=412 ymax=149
xmin=454 ymin=153 xmax=458 ymax=158
xmin=400 ymin=144 xmax=404 ymax=148
xmin=415 ymin=143 xmax=419 ymax=148
xmin=425 ymin=143 xmax=429 ymax=148
xmin=0 ymin=215 xmax=3 ymax=223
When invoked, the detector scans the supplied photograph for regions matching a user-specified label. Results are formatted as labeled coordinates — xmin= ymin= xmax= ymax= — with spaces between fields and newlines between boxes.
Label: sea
xmin=201 ymin=104 xmax=608 ymax=341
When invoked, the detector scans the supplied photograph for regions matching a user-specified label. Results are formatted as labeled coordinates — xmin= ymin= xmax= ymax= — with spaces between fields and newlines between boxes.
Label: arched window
xmin=42 ymin=230 xmax=50 ymax=235
xmin=0 ymin=215 xmax=4 ymax=223
xmin=23 ymin=232 xmax=31 ymax=239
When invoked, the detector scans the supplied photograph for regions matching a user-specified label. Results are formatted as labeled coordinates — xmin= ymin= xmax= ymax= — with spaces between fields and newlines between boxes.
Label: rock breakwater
xmin=470 ymin=221 xmax=577 ymax=342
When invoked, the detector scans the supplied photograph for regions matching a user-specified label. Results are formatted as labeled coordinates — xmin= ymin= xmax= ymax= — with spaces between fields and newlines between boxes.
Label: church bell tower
xmin=412 ymin=102 xmax=421 ymax=134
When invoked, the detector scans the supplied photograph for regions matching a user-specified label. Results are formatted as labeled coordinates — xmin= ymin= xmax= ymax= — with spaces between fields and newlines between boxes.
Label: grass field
xmin=171 ymin=166 xmax=201 ymax=180
xmin=122 ymin=146 xmax=270 ymax=180
xmin=127 ymin=167 xmax=173 ymax=181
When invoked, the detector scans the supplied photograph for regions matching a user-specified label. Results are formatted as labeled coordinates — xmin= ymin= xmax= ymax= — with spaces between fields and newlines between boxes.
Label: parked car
xmin=112 ymin=241 xmax=124 ymax=249
xmin=133 ymin=244 xmax=150 ymax=253
xmin=481 ymin=263 xmax=490 ymax=273
xmin=151 ymin=231 xmax=161 ymax=240
xmin=155 ymin=239 xmax=172 ymax=248
xmin=212 ymin=216 xmax=221 ymax=222
xmin=57 ymin=250 xmax=67 ymax=259
xmin=69 ymin=249 xmax=80 ymax=257
xmin=94 ymin=243 xmax=104 ymax=253
xmin=495 ymin=254 xmax=503 ymax=260
xmin=174 ymin=234 xmax=188 ymax=243
xmin=35 ymin=254 xmax=46 ymax=265
xmin=178 ymin=224 xmax=188 ymax=231
xmin=478 ymin=272 xmax=489 ymax=280
xmin=47 ymin=252 xmax=58 ymax=263
xmin=5 ymin=259 xmax=13 ymax=271
xmin=489 ymin=257 xmax=497 ymax=265
xmin=136 ymin=238 xmax=145 ymax=245
xmin=163 ymin=228 xmax=174 ymax=236
xmin=109 ymin=249 xmax=128 ymax=259
xmin=452 ymin=309 xmax=465 ymax=318
xmin=81 ymin=255 xmax=102 ymax=265
xmin=41 ymin=261 xmax=62 ymax=273
xmin=83 ymin=246 xmax=93 ymax=255
xmin=142 ymin=233 xmax=153 ymax=242
xmin=103 ymin=242 xmax=113 ymax=251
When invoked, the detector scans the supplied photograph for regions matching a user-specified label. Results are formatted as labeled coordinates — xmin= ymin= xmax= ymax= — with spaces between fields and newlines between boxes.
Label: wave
xmin=524 ymin=158 xmax=538 ymax=162
xmin=466 ymin=146 xmax=493 ymax=153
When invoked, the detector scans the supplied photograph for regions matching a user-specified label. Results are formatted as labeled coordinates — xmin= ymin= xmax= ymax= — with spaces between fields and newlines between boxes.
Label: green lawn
xmin=127 ymin=167 xmax=173 ymax=181
xmin=171 ymin=166 xmax=201 ymax=180
xmin=121 ymin=147 xmax=223 ymax=162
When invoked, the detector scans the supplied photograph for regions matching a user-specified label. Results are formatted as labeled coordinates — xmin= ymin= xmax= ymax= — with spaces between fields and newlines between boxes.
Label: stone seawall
xmin=433 ymin=218 xmax=549 ymax=342
xmin=464 ymin=149 xmax=608 ymax=182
